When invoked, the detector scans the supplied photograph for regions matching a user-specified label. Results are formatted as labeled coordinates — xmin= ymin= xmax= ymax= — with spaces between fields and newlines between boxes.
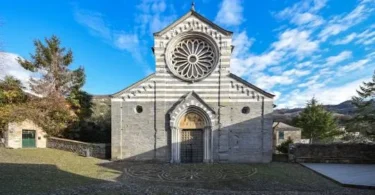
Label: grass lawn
xmin=0 ymin=148 xmax=120 ymax=195
xmin=0 ymin=148 xmax=373 ymax=195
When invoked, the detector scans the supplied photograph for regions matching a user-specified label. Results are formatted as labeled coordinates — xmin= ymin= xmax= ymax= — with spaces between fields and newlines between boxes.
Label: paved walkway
xmin=302 ymin=163 xmax=375 ymax=188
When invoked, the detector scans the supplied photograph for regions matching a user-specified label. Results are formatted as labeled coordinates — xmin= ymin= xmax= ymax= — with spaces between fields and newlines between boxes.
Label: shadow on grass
xmin=98 ymin=161 xmax=348 ymax=192
xmin=0 ymin=163 xmax=112 ymax=195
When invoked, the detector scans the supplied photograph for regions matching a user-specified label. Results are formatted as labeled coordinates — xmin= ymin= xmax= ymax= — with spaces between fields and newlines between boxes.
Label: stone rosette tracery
xmin=166 ymin=32 xmax=219 ymax=82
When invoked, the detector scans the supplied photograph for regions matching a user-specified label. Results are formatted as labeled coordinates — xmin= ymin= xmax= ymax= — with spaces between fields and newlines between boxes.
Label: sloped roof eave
xmin=229 ymin=73 xmax=275 ymax=98
xmin=153 ymin=10 xmax=232 ymax=36
xmin=111 ymin=73 xmax=156 ymax=98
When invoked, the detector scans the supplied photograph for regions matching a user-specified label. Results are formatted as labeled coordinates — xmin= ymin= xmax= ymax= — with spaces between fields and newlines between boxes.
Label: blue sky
xmin=0 ymin=0 xmax=374 ymax=108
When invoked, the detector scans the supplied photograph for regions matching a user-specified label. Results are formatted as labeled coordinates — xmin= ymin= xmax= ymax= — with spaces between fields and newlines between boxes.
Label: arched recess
xmin=168 ymin=91 xmax=216 ymax=163
xmin=171 ymin=106 xmax=213 ymax=163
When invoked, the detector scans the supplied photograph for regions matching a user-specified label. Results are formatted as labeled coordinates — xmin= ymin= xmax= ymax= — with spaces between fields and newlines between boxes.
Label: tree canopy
xmin=17 ymin=35 xmax=85 ymax=98
xmin=0 ymin=76 xmax=27 ymax=105
xmin=346 ymin=71 xmax=375 ymax=140
xmin=0 ymin=36 xmax=88 ymax=136
xmin=294 ymin=98 xmax=340 ymax=143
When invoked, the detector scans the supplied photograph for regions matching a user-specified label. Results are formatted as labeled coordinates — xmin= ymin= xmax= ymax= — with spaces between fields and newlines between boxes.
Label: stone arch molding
xmin=169 ymin=91 xmax=216 ymax=163
xmin=169 ymin=91 xmax=216 ymax=128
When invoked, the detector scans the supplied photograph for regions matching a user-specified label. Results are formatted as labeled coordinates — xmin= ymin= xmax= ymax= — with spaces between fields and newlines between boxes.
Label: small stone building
xmin=4 ymin=119 xmax=47 ymax=149
xmin=111 ymin=8 xmax=274 ymax=163
xmin=273 ymin=122 xmax=301 ymax=151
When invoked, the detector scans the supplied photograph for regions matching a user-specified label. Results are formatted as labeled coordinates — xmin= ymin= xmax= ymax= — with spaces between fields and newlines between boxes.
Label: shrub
xmin=276 ymin=137 xmax=294 ymax=154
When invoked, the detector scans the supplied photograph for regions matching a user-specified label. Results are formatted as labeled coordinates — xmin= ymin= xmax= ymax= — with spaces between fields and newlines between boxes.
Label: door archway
xmin=179 ymin=112 xmax=205 ymax=163
xmin=170 ymin=105 xmax=213 ymax=163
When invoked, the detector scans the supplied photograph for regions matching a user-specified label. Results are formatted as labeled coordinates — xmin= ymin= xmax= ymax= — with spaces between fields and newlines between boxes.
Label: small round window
xmin=135 ymin=105 xmax=143 ymax=113
xmin=241 ymin=106 xmax=250 ymax=114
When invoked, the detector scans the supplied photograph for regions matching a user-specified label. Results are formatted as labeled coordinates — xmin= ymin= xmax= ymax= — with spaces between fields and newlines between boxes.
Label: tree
xmin=67 ymin=89 xmax=93 ymax=120
xmin=294 ymin=98 xmax=340 ymax=143
xmin=0 ymin=77 xmax=25 ymax=133
xmin=10 ymin=35 xmax=87 ymax=136
xmin=276 ymin=137 xmax=293 ymax=154
xmin=17 ymin=35 xmax=85 ymax=98
xmin=0 ymin=76 xmax=27 ymax=105
xmin=347 ymin=71 xmax=375 ymax=140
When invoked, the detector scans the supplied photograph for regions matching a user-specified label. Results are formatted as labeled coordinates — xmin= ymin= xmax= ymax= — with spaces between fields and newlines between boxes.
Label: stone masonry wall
xmin=5 ymin=120 xmax=47 ymax=149
xmin=47 ymin=137 xmax=110 ymax=159
xmin=216 ymin=101 xmax=273 ymax=163
xmin=289 ymin=143 xmax=375 ymax=164
xmin=112 ymin=99 xmax=273 ymax=163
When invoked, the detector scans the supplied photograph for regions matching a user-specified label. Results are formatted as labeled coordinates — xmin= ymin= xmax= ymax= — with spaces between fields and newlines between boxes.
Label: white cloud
xmin=333 ymin=26 xmax=375 ymax=46
xmin=332 ymin=33 xmax=357 ymax=45
xmin=0 ymin=52 xmax=34 ymax=88
xmin=278 ymin=77 xmax=370 ymax=108
xmin=324 ymin=51 xmax=352 ymax=66
xmin=74 ymin=9 xmax=111 ymax=40
xmin=291 ymin=13 xmax=324 ymax=27
xmin=231 ymin=28 xmax=318 ymax=78
xmin=295 ymin=61 xmax=313 ymax=68
xmin=284 ymin=69 xmax=311 ymax=77
xmin=318 ymin=0 xmax=374 ymax=41
xmin=272 ymin=29 xmax=319 ymax=56
xmin=136 ymin=0 xmax=176 ymax=34
xmin=272 ymin=91 xmax=282 ymax=101
xmin=255 ymin=74 xmax=294 ymax=89
xmin=114 ymin=33 xmax=139 ymax=51
xmin=73 ymin=2 xmax=176 ymax=75
xmin=355 ymin=28 xmax=375 ymax=45
xmin=231 ymin=31 xmax=253 ymax=57
xmin=276 ymin=0 xmax=326 ymax=28
xmin=340 ymin=59 xmax=369 ymax=72
xmin=228 ymin=0 xmax=374 ymax=109
xmin=255 ymin=68 xmax=311 ymax=90
xmin=215 ymin=0 xmax=244 ymax=26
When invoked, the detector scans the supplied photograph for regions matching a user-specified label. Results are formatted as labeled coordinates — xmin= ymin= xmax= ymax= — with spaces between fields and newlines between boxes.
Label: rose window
xmin=169 ymin=38 xmax=217 ymax=81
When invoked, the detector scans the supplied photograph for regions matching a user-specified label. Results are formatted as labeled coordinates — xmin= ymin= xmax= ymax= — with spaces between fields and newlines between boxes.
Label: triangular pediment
xmin=154 ymin=10 xmax=232 ymax=37
xmin=168 ymin=91 xmax=216 ymax=128
xmin=168 ymin=91 xmax=215 ymax=115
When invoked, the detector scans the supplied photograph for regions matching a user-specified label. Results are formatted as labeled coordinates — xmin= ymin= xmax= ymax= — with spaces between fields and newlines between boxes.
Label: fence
xmin=289 ymin=143 xmax=375 ymax=164
xmin=47 ymin=137 xmax=110 ymax=159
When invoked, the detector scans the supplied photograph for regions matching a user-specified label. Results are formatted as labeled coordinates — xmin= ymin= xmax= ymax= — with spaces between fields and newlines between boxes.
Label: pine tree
xmin=10 ymin=36 xmax=88 ymax=136
xmin=17 ymin=35 xmax=85 ymax=98
xmin=294 ymin=98 xmax=340 ymax=143
xmin=347 ymin=71 xmax=375 ymax=140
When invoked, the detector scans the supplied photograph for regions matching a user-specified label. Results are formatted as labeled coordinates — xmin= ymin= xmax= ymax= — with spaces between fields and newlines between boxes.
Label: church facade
xmin=111 ymin=9 xmax=274 ymax=163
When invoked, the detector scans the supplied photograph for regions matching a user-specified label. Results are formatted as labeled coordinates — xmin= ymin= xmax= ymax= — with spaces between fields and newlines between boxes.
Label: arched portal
xmin=170 ymin=105 xmax=213 ymax=163
xmin=179 ymin=112 xmax=205 ymax=163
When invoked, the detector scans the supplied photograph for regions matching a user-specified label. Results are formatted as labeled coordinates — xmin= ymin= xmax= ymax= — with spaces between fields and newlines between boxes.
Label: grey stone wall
xmin=289 ymin=143 xmax=375 ymax=164
xmin=47 ymin=137 xmax=110 ymax=159
xmin=112 ymin=98 xmax=273 ymax=163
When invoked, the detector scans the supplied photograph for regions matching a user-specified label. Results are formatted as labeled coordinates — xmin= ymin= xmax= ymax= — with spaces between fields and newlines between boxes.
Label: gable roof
xmin=111 ymin=73 xmax=156 ymax=98
xmin=229 ymin=73 xmax=275 ymax=98
xmin=273 ymin=122 xmax=301 ymax=131
xmin=154 ymin=10 xmax=233 ymax=36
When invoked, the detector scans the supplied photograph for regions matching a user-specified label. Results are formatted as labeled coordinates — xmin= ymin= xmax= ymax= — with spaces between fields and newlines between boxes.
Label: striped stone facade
xmin=111 ymin=10 xmax=274 ymax=163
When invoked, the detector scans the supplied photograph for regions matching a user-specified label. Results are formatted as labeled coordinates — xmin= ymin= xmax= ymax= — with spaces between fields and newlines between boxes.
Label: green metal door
xmin=22 ymin=130 xmax=36 ymax=148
